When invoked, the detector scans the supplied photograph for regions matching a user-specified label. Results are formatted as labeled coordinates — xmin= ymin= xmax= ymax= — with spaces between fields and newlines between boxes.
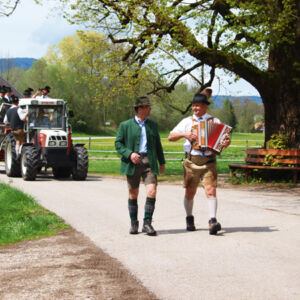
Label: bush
xmin=266 ymin=133 xmax=290 ymax=149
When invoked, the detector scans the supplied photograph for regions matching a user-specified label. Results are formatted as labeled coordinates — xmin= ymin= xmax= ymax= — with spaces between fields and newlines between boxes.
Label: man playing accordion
xmin=168 ymin=88 xmax=231 ymax=235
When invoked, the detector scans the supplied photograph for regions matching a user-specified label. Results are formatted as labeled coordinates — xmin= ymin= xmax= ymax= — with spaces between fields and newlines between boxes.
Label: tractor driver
xmin=34 ymin=109 xmax=51 ymax=127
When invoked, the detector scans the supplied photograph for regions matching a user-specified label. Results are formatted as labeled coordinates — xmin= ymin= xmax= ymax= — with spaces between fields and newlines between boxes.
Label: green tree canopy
xmin=13 ymin=31 xmax=162 ymax=131
xmin=218 ymin=98 xmax=237 ymax=129
xmin=53 ymin=0 xmax=300 ymax=147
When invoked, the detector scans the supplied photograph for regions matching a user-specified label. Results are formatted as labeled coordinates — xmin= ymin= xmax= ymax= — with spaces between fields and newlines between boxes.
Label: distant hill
xmin=0 ymin=58 xmax=37 ymax=73
xmin=212 ymin=95 xmax=262 ymax=108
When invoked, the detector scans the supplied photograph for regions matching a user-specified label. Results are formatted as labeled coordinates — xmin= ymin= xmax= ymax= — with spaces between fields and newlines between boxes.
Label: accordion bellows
xmin=191 ymin=118 xmax=232 ymax=153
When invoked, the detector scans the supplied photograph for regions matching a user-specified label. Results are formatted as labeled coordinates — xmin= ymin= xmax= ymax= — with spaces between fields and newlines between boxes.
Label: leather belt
xmin=185 ymin=153 xmax=215 ymax=160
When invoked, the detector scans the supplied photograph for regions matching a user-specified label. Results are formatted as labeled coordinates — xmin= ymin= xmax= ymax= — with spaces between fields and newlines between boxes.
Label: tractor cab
xmin=18 ymin=98 xmax=69 ymax=146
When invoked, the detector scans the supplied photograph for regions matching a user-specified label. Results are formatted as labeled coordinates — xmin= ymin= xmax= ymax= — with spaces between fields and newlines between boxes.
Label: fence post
xmin=246 ymin=140 xmax=248 ymax=149
xmin=88 ymin=137 xmax=91 ymax=150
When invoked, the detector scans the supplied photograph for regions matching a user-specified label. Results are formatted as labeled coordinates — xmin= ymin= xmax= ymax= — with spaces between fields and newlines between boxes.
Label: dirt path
xmin=0 ymin=229 xmax=157 ymax=300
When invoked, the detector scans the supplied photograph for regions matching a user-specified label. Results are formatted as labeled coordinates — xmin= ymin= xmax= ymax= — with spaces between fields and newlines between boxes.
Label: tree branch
xmin=148 ymin=61 xmax=204 ymax=94
xmin=0 ymin=0 xmax=20 ymax=17
xmin=168 ymin=102 xmax=192 ymax=115
xmin=163 ymin=15 xmax=270 ymax=90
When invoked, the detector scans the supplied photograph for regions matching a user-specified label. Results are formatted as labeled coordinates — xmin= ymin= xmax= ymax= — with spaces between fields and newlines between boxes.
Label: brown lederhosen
xmin=182 ymin=154 xmax=217 ymax=188
xmin=11 ymin=129 xmax=26 ymax=144
xmin=182 ymin=116 xmax=217 ymax=188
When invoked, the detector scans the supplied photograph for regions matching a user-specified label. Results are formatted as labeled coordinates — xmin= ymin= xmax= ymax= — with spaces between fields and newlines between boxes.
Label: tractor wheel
xmin=5 ymin=133 xmax=21 ymax=177
xmin=72 ymin=146 xmax=88 ymax=180
xmin=20 ymin=146 xmax=39 ymax=181
xmin=52 ymin=167 xmax=72 ymax=178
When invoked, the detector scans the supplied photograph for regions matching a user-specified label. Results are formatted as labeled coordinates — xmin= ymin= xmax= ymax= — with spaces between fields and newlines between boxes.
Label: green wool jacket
xmin=115 ymin=117 xmax=165 ymax=176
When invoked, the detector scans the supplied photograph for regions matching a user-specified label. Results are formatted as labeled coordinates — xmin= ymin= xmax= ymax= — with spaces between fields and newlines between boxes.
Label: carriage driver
xmin=168 ymin=88 xmax=231 ymax=235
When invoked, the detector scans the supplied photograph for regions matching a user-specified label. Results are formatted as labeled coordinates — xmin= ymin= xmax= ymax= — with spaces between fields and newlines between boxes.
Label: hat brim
xmin=191 ymin=100 xmax=210 ymax=105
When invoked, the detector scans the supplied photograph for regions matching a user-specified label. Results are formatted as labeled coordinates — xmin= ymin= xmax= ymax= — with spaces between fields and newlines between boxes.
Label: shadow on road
xmin=221 ymin=226 xmax=278 ymax=234
xmin=35 ymin=175 xmax=103 ymax=182
xmin=158 ymin=226 xmax=278 ymax=236
xmin=157 ymin=228 xmax=206 ymax=235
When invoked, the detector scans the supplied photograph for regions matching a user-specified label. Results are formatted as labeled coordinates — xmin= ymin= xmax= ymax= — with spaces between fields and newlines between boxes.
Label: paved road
xmin=1 ymin=168 xmax=300 ymax=300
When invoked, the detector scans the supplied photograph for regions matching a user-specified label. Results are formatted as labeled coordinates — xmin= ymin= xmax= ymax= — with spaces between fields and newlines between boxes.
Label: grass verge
xmin=0 ymin=183 xmax=70 ymax=246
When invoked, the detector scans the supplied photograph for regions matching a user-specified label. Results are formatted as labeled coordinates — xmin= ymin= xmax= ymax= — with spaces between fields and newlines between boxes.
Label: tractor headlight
xmin=48 ymin=141 xmax=56 ymax=146
xmin=59 ymin=141 xmax=68 ymax=147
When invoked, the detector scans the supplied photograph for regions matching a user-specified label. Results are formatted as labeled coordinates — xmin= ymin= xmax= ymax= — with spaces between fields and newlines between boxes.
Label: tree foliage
xmin=6 ymin=58 xmax=263 ymax=133
xmin=55 ymin=0 xmax=297 ymax=86
xmin=217 ymin=98 xmax=237 ymax=129
xmin=52 ymin=0 xmax=300 ymax=147
xmin=10 ymin=31 xmax=161 ymax=132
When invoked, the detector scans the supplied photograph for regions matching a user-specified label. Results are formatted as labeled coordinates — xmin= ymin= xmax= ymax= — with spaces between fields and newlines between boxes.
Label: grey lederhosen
xmin=127 ymin=154 xmax=157 ymax=189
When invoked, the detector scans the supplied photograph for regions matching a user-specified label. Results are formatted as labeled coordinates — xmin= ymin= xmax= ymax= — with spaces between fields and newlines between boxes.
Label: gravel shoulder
xmin=0 ymin=229 xmax=157 ymax=300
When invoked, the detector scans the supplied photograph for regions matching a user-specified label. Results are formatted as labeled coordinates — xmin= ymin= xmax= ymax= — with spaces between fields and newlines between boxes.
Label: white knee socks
xmin=207 ymin=197 xmax=217 ymax=219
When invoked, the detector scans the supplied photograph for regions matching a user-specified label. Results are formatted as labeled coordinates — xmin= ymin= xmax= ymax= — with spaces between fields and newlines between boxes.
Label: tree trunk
xmin=260 ymin=7 xmax=300 ymax=150
xmin=262 ymin=87 xmax=300 ymax=149
xmin=261 ymin=41 xmax=300 ymax=149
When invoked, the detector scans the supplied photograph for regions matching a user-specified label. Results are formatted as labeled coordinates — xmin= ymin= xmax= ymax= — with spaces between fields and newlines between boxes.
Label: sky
xmin=0 ymin=0 xmax=260 ymax=96
xmin=0 ymin=1 xmax=80 ymax=58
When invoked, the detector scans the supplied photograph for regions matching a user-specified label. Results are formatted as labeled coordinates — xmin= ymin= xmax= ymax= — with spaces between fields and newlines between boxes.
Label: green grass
xmin=83 ymin=132 xmax=265 ymax=176
xmin=0 ymin=184 xmax=70 ymax=246
xmin=72 ymin=129 xmax=116 ymax=137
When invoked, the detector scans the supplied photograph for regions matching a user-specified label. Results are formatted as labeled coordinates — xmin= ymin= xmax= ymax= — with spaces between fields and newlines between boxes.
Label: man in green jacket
xmin=115 ymin=96 xmax=165 ymax=236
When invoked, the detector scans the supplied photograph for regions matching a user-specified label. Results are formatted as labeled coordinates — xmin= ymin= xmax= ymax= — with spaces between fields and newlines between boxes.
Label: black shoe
xmin=186 ymin=215 xmax=196 ymax=231
xmin=142 ymin=219 xmax=157 ymax=236
xmin=129 ymin=220 xmax=139 ymax=234
xmin=209 ymin=218 xmax=221 ymax=235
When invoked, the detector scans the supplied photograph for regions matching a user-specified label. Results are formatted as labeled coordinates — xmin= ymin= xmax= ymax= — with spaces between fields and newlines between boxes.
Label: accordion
xmin=191 ymin=118 xmax=232 ymax=153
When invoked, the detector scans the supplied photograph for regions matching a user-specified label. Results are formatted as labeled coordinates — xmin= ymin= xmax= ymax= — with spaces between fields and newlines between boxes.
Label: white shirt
xmin=36 ymin=95 xmax=49 ymax=99
xmin=5 ymin=95 xmax=12 ymax=103
xmin=18 ymin=107 xmax=28 ymax=121
xmin=171 ymin=113 xmax=220 ymax=156
xmin=3 ymin=106 xmax=27 ymax=123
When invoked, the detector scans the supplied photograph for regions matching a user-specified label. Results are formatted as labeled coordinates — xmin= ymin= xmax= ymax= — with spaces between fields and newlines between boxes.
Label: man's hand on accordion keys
xmin=221 ymin=133 xmax=231 ymax=148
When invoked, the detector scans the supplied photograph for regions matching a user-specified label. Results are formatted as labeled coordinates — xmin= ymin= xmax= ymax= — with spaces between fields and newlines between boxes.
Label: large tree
xmin=56 ymin=0 xmax=299 ymax=147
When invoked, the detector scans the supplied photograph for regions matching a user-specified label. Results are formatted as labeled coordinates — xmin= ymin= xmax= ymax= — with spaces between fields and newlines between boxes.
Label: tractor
xmin=0 ymin=98 xmax=88 ymax=181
